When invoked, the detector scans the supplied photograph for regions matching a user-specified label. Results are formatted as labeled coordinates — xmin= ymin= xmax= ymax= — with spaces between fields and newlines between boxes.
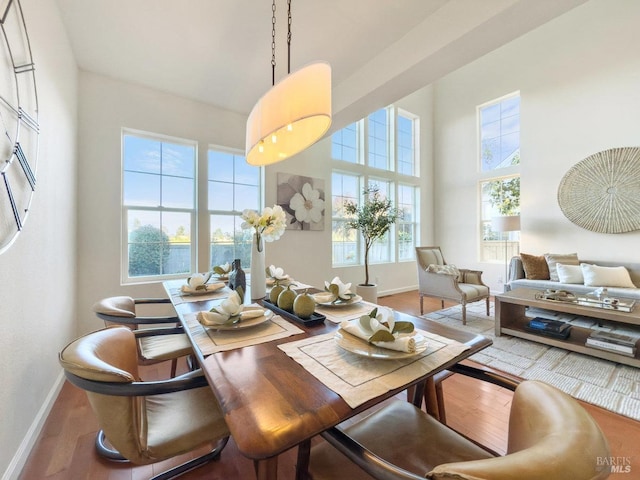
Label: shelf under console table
xmin=495 ymin=287 xmax=640 ymax=368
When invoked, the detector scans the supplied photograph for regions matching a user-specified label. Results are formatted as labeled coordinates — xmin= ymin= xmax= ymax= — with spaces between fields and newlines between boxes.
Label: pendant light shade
xmin=245 ymin=61 xmax=332 ymax=166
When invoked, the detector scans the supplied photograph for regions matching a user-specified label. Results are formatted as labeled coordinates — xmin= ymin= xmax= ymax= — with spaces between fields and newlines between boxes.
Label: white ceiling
xmin=55 ymin=0 xmax=588 ymax=130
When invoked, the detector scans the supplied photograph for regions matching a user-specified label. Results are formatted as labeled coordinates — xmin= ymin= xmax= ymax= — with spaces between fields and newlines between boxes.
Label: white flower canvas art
xmin=277 ymin=173 xmax=325 ymax=231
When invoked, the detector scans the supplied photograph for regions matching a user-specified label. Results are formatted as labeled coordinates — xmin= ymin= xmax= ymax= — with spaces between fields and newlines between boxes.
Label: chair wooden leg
xmin=435 ymin=380 xmax=447 ymax=424
xmin=170 ymin=358 xmax=177 ymax=377
xmin=419 ymin=295 xmax=424 ymax=315
xmin=441 ymin=300 xmax=445 ymax=309
xmin=486 ymin=297 xmax=490 ymax=317
xmin=462 ymin=305 xmax=467 ymax=325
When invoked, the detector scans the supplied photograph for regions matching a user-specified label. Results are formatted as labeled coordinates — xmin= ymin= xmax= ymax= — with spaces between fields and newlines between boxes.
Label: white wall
xmin=0 ymin=1 xmax=78 ymax=478
xmin=76 ymin=76 xmax=434 ymax=332
xmin=76 ymin=73 xmax=247 ymax=333
xmin=434 ymin=0 xmax=640 ymax=292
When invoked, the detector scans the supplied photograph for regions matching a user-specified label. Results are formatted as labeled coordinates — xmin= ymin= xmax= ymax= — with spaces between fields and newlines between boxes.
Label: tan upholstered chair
xmin=416 ymin=246 xmax=490 ymax=324
xmin=59 ymin=326 xmax=230 ymax=480
xmin=92 ymin=296 xmax=193 ymax=377
xmin=306 ymin=365 xmax=611 ymax=480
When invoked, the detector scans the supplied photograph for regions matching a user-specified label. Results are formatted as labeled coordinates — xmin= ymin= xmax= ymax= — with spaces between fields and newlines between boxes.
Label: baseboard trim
xmin=2 ymin=371 xmax=65 ymax=480
xmin=378 ymin=284 xmax=418 ymax=297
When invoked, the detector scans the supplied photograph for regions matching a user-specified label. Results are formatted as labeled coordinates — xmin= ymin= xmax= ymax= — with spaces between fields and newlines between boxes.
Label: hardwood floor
xmin=19 ymin=291 xmax=640 ymax=479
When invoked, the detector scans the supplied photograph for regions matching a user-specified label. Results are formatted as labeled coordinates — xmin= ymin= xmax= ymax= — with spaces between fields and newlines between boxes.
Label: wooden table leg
xmin=424 ymin=377 xmax=441 ymax=421
xmin=255 ymin=457 xmax=278 ymax=480
xmin=295 ymin=439 xmax=311 ymax=480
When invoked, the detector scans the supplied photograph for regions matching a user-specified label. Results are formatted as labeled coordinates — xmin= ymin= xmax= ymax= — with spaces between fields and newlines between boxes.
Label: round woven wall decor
xmin=558 ymin=147 xmax=640 ymax=233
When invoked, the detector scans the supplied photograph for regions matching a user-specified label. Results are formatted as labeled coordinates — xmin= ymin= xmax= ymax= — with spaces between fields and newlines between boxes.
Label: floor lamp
xmin=491 ymin=215 xmax=521 ymax=284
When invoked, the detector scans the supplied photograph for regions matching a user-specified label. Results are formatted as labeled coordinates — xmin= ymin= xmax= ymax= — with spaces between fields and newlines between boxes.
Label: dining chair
xmin=304 ymin=364 xmax=611 ymax=480
xmin=59 ymin=326 xmax=230 ymax=480
xmin=415 ymin=246 xmax=490 ymax=324
xmin=92 ymin=296 xmax=193 ymax=377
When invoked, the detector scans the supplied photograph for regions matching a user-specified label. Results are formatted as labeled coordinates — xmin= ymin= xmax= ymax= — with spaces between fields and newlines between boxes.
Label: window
xmin=397 ymin=110 xmax=417 ymax=176
xmin=367 ymin=108 xmax=391 ymax=170
xmin=209 ymin=147 xmax=262 ymax=269
xmin=331 ymin=105 xmax=420 ymax=267
xmin=479 ymin=94 xmax=520 ymax=172
xmin=122 ymin=131 xmax=196 ymax=282
xmin=331 ymin=172 xmax=360 ymax=266
xmin=331 ymin=122 xmax=359 ymax=163
xmin=368 ymin=178 xmax=394 ymax=263
xmin=397 ymin=184 xmax=419 ymax=261
xmin=477 ymin=92 xmax=521 ymax=263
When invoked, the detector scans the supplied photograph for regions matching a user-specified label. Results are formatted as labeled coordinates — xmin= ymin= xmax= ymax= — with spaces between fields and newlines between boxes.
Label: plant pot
xmin=357 ymin=284 xmax=378 ymax=304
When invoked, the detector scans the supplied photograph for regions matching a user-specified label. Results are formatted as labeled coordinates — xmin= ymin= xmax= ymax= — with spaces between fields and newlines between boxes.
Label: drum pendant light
xmin=245 ymin=0 xmax=331 ymax=166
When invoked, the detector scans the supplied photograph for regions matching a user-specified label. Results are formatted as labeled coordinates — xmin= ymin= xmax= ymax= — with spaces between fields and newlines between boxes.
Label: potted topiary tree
xmin=342 ymin=185 xmax=402 ymax=303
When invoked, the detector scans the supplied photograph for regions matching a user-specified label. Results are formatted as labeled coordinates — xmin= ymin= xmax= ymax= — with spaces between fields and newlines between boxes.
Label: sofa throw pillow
xmin=426 ymin=264 xmax=461 ymax=280
xmin=544 ymin=253 xmax=579 ymax=282
xmin=556 ymin=263 xmax=584 ymax=284
xmin=581 ymin=263 xmax=637 ymax=288
xmin=520 ymin=253 xmax=550 ymax=280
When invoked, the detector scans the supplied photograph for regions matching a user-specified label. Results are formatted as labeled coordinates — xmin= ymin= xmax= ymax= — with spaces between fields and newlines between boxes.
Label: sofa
xmin=507 ymin=253 xmax=640 ymax=300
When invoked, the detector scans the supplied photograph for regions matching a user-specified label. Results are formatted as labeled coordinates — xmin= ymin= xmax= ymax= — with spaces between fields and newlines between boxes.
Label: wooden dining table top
xmin=163 ymin=279 xmax=491 ymax=478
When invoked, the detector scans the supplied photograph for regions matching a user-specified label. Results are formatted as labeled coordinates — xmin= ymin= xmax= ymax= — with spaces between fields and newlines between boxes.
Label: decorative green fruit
xmin=277 ymin=286 xmax=296 ymax=312
xmin=293 ymin=290 xmax=316 ymax=319
xmin=269 ymin=284 xmax=285 ymax=304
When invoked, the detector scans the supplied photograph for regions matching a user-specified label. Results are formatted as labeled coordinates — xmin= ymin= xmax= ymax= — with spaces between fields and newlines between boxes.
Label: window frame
xmin=331 ymin=105 xmax=420 ymax=268
xmin=476 ymin=92 xmax=521 ymax=264
xmin=207 ymin=144 xmax=264 ymax=270
xmin=121 ymin=129 xmax=198 ymax=285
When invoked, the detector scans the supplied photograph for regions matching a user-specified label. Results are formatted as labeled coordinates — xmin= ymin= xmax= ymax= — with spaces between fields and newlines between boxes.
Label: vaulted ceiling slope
xmin=56 ymin=0 xmax=587 ymax=131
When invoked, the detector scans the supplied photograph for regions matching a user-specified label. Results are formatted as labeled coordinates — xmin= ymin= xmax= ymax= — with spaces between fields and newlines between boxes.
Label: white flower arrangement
xmin=240 ymin=205 xmax=287 ymax=251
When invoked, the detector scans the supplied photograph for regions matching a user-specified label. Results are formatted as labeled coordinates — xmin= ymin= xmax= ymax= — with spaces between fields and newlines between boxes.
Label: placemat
xmin=184 ymin=311 xmax=304 ymax=356
xmin=278 ymin=330 xmax=470 ymax=408
xmin=169 ymin=286 xmax=232 ymax=304
xmin=315 ymin=301 xmax=377 ymax=324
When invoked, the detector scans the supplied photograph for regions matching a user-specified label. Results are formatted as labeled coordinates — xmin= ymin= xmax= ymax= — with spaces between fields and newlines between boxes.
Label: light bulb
xmin=258 ymin=141 xmax=264 ymax=153
xmin=287 ymin=124 xmax=293 ymax=132
xmin=271 ymin=134 xmax=277 ymax=143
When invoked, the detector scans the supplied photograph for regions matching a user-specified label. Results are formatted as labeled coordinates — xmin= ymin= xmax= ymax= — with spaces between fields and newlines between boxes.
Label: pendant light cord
xmin=270 ymin=0 xmax=293 ymax=85
xmin=271 ymin=0 xmax=276 ymax=86
xmin=287 ymin=0 xmax=292 ymax=74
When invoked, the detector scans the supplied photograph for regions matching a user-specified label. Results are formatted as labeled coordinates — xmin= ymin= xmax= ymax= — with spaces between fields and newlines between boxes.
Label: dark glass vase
xmin=228 ymin=258 xmax=246 ymax=300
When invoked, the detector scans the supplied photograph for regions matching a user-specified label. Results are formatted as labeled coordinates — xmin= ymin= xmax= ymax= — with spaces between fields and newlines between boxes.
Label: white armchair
xmin=416 ymin=246 xmax=490 ymax=324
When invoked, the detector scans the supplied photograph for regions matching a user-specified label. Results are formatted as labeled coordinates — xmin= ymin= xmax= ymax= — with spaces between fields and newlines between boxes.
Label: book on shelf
xmin=588 ymin=330 xmax=639 ymax=347
xmin=527 ymin=317 xmax=571 ymax=333
xmin=585 ymin=338 xmax=637 ymax=357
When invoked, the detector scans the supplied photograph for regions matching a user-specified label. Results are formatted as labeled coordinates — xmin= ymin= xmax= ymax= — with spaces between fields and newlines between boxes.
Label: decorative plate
xmin=558 ymin=147 xmax=640 ymax=233
xmin=206 ymin=308 xmax=274 ymax=331
xmin=313 ymin=294 xmax=363 ymax=307
xmin=333 ymin=329 xmax=427 ymax=360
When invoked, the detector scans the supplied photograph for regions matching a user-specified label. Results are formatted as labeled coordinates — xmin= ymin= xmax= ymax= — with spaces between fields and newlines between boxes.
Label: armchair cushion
xmin=426 ymin=264 xmax=461 ymax=280
xmin=458 ymin=283 xmax=490 ymax=302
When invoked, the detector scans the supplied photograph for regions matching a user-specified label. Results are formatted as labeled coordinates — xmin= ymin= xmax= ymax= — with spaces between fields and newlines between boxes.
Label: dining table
xmin=163 ymin=278 xmax=492 ymax=480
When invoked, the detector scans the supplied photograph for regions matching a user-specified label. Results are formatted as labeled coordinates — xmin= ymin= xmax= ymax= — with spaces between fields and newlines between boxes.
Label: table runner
xmin=184 ymin=311 xmax=304 ymax=356
xmin=278 ymin=330 xmax=470 ymax=408
xmin=315 ymin=301 xmax=377 ymax=324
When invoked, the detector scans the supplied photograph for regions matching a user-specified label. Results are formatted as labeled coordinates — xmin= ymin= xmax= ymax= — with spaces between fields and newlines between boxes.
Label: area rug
xmin=424 ymin=302 xmax=640 ymax=422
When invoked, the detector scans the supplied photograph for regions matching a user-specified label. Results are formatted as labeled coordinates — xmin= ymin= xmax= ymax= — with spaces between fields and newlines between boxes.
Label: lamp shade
xmin=246 ymin=61 xmax=331 ymax=166
xmin=491 ymin=215 xmax=521 ymax=232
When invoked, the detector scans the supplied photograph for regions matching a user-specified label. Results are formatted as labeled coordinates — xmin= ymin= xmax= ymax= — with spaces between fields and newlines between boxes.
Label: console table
xmin=495 ymin=288 xmax=640 ymax=368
